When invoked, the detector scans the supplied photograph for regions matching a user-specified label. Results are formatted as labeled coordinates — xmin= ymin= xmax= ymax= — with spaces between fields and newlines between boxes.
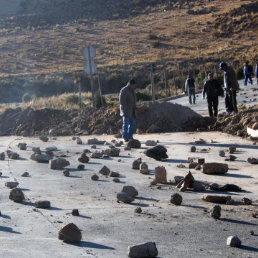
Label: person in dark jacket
xmin=243 ymin=61 xmax=253 ymax=86
xmin=185 ymin=75 xmax=196 ymax=104
xmin=219 ymin=62 xmax=239 ymax=114
xmin=119 ymin=79 xmax=137 ymax=142
xmin=202 ymin=73 xmax=223 ymax=117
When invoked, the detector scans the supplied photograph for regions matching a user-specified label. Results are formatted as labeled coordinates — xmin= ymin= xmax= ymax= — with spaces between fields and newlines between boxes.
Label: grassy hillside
xmin=0 ymin=0 xmax=257 ymax=101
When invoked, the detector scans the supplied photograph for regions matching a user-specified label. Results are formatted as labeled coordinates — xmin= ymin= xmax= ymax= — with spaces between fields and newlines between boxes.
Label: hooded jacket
xmin=224 ymin=66 xmax=239 ymax=91
xmin=119 ymin=84 xmax=136 ymax=118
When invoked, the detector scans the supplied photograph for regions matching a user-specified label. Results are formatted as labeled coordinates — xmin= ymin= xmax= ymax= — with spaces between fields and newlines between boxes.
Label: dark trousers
xmin=188 ymin=88 xmax=195 ymax=104
xmin=207 ymin=96 xmax=218 ymax=117
xmin=225 ymin=90 xmax=238 ymax=113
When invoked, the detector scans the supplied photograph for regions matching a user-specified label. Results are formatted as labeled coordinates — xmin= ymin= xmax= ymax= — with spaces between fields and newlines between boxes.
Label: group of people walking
xmin=119 ymin=61 xmax=257 ymax=142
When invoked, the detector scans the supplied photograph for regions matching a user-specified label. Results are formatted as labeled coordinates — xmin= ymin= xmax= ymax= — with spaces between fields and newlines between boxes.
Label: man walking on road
xmin=243 ymin=61 xmax=253 ymax=86
xmin=202 ymin=73 xmax=223 ymax=117
xmin=185 ymin=75 xmax=196 ymax=104
xmin=119 ymin=79 xmax=137 ymax=142
xmin=219 ymin=62 xmax=239 ymax=114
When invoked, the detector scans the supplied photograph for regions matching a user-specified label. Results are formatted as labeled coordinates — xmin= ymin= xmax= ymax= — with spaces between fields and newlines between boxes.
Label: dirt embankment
xmin=0 ymin=102 xmax=207 ymax=136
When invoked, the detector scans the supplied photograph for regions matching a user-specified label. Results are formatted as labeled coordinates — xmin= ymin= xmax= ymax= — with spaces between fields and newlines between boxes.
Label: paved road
xmin=169 ymin=80 xmax=258 ymax=116
xmin=0 ymin=133 xmax=257 ymax=257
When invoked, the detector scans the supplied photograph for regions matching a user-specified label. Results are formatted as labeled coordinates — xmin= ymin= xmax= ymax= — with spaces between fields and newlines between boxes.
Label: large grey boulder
xmin=127 ymin=242 xmax=158 ymax=257
xmin=49 ymin=158 xmax=70 ymax=169
xmin=203 ymin=163 xmax=228 ymax=174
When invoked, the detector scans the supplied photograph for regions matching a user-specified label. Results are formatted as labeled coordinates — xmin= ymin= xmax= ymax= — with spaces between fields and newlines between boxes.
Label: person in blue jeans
xmin=243 ymin=61 xmax=253 ymax=86
xmin=119 ymin=79 xmax=137 ymax=142
xmin=185 ymin=75 xmax=196 ymax=104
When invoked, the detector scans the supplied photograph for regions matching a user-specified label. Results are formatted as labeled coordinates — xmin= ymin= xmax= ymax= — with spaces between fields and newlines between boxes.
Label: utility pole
xmin=98 ymin=74 xmax=103 ymax=106
xmin=147 ymin=63 xmax=156 ymax=101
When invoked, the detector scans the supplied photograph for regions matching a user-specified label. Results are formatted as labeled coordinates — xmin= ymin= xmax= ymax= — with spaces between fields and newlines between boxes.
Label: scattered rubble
xmin=122 ymin=186 xmax=138 ymax=197
xmin=247 ymin=157 xmax=258 ymax=164
xmin=105 ymin=148 xmax=120 ymax=157
xmin=63 ymin=169 xmax=70 ymax=177
xmin=127 ymin=242 xmax=158 ymax=258
xmin=226 ymin=236 xmax=241 ymax=248
xmin=229 ymin=146 xmax=236 ymax=154
xmin=202 ymin=194 xmax=231 ymax=204
xmin=127 ymin=139 xmax=141 ymax=149
xmin=58 ymin=223 xmax=82 ymax=243
xmin=90 ymin=152 xmax=103 ymax=159
xmin=190 ymin=146 xmax=196 ymax=152
xmin=219 ymin=150 xmax=226 ymax=157
xmin=49 ymin=158 xmax=70 ymax=169
xmin=91 ymin=174 xmax=99 ymax=181
xmin=35 ymin=200 xmax=51 ymax=209
xmin=144 ymin=145 xmax=168 ymax=161
xmin=113 ymin=178 xmax=120 ymax=183
xmin=31 ymin=153 xmax=52 ymax=163
xmin=140 ymin=162 xmax=149 ymax=175
xmin=145 ymin=140 xmax=157 ymax=147
xmin=242 ymin=197 xmax=252 ymax=205
xmin=210 ymin=184 xmax=241 ymax=192
xmin=18 ymin=143 xmax=27 ymax=150
xmin=21 ymin=172 xmax=29 ymax=177
xmin=134 ymin=207 xmax=142 ymax=214
xmin=132 ymin=158 xmax=142 ymax=169
xmin=78 ymin=153 xmax=89 ymax=163
xmin=72 ymin=209 xmax=80 ymax=216
xmin=7 ymin=151 xmax=19 ymax=160
xmin=5 ymin=182 xmax=19 ymax=189
xmin=170 ymin=193 xmax=183 ymax=205
xmin=9 ymin=188 xmax=24 ymax=203
xmin=203 ymin=163 xmax=228 ymax=175
xmin=117 ymin=192 xmax=134 ymax=203
xmin=176 ymin=172 xmax=194 ymax=192
xmin=210 ymin=205 xmax=221 ymax=219
xmin=99 ymin=166 xmax=110 ymax=176
xmin=77 ymin=164 xmax=85 ymax=170
xmin=109 ymin=171 xmax=120 ymax=177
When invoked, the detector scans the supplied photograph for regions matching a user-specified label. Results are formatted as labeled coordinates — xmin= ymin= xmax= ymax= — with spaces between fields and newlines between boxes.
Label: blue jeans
xmin=244 ymin=74 xmax=253 ymax=85
xmin=188 ymin=88 xmax=196 ymax=104
xmin=122 ymin=116 xmax=136 ymax=141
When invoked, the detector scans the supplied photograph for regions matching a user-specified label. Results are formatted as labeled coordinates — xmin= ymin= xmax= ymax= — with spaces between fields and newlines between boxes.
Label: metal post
xmin=150 ymin=66 xmax=155 ymax=101
xmin=79 ymin=81 xmax=82 ymax=109
xmin=163 ymin=67 xmax=169 ymax=97
xmin=98 ymin=74 xmax=103 ymax=106
xmin=88 ymin=47 xmax=95 ymax=107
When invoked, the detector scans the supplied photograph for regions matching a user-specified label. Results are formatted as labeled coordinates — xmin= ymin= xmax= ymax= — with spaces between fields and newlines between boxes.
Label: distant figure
xmin=255 ymin=61 xmax=258 ymax=85
xmin=202 ymin=73 xmax=223 ymax=117
xmin=119 ymin=79 xmax=137 ymax=142
xmin=185 ymin=75 xmax=196 ymax=104
xmin=243 ymin=61 xmax=253 ymax=86
xmin=219 ymin=62 xmax=239 ymax=114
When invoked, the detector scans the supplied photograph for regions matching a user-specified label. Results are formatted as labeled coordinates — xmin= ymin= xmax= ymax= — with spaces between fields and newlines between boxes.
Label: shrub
xmin=236 ymin=67 xmax=244 ymax=80
xmin=94 ymin=91 xmax=106 ymax=108
xmin=22 ymin=93 xmax=33 ymax=103
xmin=63 ymin=94 xmax=79 ymax=105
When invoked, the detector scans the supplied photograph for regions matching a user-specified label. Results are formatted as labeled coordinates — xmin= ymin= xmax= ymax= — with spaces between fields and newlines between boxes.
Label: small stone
xmin=127 ymin=242 xmax=158 ymax=258
xmin=49 ymin=158 xmax=70 ymax=169
xmin=145 ymin=140 xmax=157 ymax=147
xmin=174 ymin=176 xmax=184 ymax=184
xmin=140 ymin=162 xmax=149 ymax=175
xmin=219 ymin=150 xmax=225 ymax=157
xmin=226 ymin=236 xmax=241 ymax=247
xmin=195 ymin=164 xmax=202 ymax=170
xmin=9 ymin=188 xmax=24 ymax=203
xmin=18 ymin=143 xmax=27 ymax=150
xmin=113 ymin=178 xmax=120 ymax=183
xmin=91 ymin=174 xmax=99 ymax=181
xmin=189 ymin=162 xmax=198 ymax=169
xmin=7 ymin=151 xmax=19 ymax=160
xmin=63 ymin=169 xmax=70 ymax=177
xmin=40 ymin=136 xmax=49 ymax=142
xmin=87 ymin=138 xmax=99 ymax=145
xmin=99 ymin=165 xmax=110 ymax=176
xmin=209 ymin=183 xmax=220 ymax=191
xmin=242 ymin=197 xmax=252 ymax=205
xmin=247 ymin=157 xmax=258 ymax=164
xmin=76 ymin=138 xmax=82 ymax=144
xmin=21 ymin=172 xmax=29 ymax=177
xmin=210 ymin=205 xmax=221 ymax=219
xmin=228 ymin=155 xmax=237 ymax=161
xmin=0 ymin=152 xmax=5 ymax=160
xmin=202 ymin=194 xmax=231 ymax=204
xmin=109 ymin=171 xmax=120 ymax=177
xmin=90 ymin=152 xmax=103 ymax=159
xmin=203 ymin=163 xmax=228 ymax=174
xmin=77 ymin=164 xmax=85 ymax=170
xmin=229 ymin=146 xmax=236 ymax=154
xmin=45 ymin=146 xmax=58 ymax=152
xmin=78 ymin=153 xmax=89 ymax=163
xmin=122 ymin=186 xmax=138 ymax=197
xmin=0 ymin=172 xmax=2 ymax=176
xmin=124 ymin=147 xmax=131 ymax=151
xmin=35 ymin=200 xmax=51 ymax=209
xmin=117 ymin=192 xmax=134 ymax=203
xmin=177 ymin=164 xmax=186 ymax=168
xmin=150 ymin=179 xmax=157 ymax=186
xmin=49 ymin=128 xmax=57 ymax=136
xmin=155 ymin=166 xmax=167 ymax=183
xmin=170 ymin=193 xmax=183 ymax=206
xmin=127 ymin=139 xmax=141 ymax=149
xmin=132 ymin=158 xmax=142 ymax=169
xmin=190 ymin=146 xmax=196 ymax=152
xmin=5 ymin=182 xmax=19 ymax=189
xmin=91 ymin=145 xmax=97 ymax=149
xmin=105 ymin=148 xmax=120 ymax=157
xmin=134 ymin=207 xmax=142 ymax=214
xmin=31 ymin=153 xmax=52 ymax=163
xmin=32 ymin=147 xmax=41 ymax=154
xmin=192 ymin=181 xmax=205 ymax=192
xmin=250 ymin=230 xmax=254 ymax=236
xmin=72 ymin=209 xmax=80 ymax=216
xmin=58 ymin=223 xmax=82 ymax=243
xmin=144 ymin=145 xmax=168 ymax=161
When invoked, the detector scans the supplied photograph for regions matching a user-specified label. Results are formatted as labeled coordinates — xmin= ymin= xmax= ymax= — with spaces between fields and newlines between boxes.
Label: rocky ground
xmin=0 ymin=132 xmax=257 ymax=257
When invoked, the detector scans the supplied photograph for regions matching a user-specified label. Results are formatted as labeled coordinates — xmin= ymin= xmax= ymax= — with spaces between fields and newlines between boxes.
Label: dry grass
xmin=21 ymin=92 xmax=92 ymax=110
xmin=0 ymin=0 xmax=256 ymax=77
